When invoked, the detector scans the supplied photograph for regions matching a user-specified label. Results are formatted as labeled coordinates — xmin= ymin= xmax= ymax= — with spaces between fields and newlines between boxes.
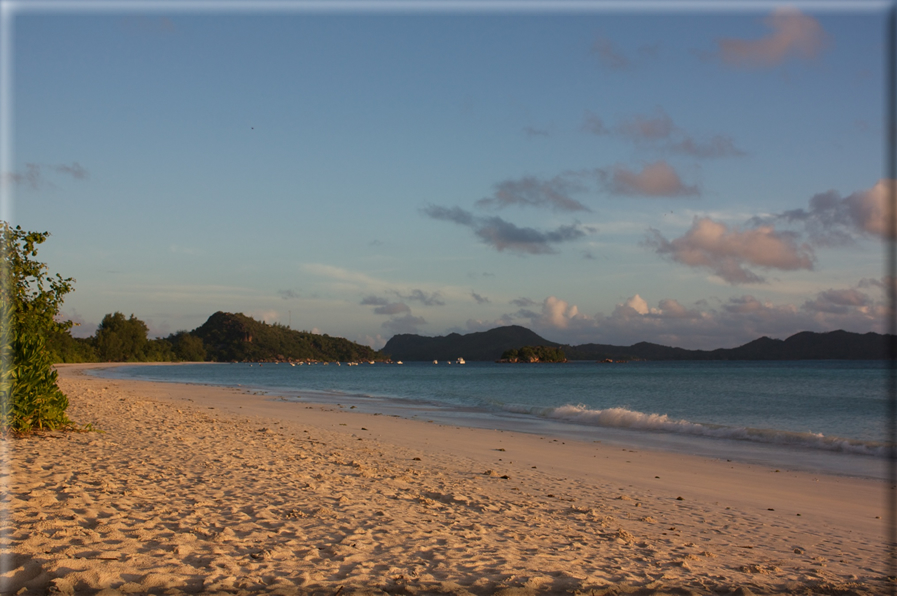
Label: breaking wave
xmin=509 ymin=403 xmax=888 ymax=457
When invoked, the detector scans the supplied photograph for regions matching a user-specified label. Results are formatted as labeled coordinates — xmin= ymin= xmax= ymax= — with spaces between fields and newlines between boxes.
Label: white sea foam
xmin=518 ymin=404 xmax=890 ymax=457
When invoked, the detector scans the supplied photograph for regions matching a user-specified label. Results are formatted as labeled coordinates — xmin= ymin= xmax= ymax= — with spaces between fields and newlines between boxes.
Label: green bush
xmin=0 ymin=223 xmax=75 ymax=433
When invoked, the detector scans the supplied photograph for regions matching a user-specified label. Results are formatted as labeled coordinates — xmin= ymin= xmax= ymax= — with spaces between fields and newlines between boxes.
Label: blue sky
xmin=4 ymin=1 xmax=892 ymax=349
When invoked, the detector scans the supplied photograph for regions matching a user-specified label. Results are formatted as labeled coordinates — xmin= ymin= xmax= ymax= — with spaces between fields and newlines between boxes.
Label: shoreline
xmin=88 ymin=362 xmax=889 ymax=481
xmin=1 ymin=363 xmax=889 ymax=595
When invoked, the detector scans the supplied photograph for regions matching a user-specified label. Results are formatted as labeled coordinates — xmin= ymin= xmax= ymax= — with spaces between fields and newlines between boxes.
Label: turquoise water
xmin=96 ymin=360 xmax=888 ymax=466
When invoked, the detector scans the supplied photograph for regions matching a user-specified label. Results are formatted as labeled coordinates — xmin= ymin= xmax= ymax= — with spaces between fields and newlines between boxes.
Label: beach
xmin=0 ymin=364 xmax=889 ymax=595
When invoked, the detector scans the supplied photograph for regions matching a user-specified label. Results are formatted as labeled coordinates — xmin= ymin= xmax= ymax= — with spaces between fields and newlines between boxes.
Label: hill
xmin=192 ymin=312 xmax=383 ymax=363
xmin=383 ymin=325 xmax=559 ymax=362
xmin=383 ymin=326 xmax=891 ymax=361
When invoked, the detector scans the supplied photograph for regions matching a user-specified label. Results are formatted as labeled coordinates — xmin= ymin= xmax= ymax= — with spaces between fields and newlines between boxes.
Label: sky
xmin=3 ymin=1 xmax=893 ymax=350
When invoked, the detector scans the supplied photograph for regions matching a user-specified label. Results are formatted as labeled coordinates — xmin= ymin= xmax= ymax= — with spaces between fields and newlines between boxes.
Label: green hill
xmin=192 ymin=311 xmax=383 ymax=363
xmin=383 ymin=325 xmax=559 ymax=362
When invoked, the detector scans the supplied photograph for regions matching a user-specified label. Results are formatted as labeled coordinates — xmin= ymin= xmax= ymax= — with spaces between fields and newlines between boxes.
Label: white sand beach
xmin=0 ymin=364 xmax=889 ymax=595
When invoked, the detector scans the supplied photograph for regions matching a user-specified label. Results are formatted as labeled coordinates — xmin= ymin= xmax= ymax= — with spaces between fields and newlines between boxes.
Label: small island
xmin=499 ymin=345 xmax=567 ymax=363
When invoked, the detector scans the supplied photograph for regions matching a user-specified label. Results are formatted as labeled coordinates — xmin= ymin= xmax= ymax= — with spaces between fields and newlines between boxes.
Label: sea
xmin=93 ymin=359 xmax=891 ymax=480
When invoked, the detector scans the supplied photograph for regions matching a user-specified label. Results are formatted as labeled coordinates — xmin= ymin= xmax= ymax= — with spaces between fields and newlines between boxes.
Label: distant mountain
xmin=192 ymin=311 xmax=383 ymax=363
xmin=383 ymin=325 xmax=559 ymax=362
xmin=383 ymin=326 xmax=891 ymax=361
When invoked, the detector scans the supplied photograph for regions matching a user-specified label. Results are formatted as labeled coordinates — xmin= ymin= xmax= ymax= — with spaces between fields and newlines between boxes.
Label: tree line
xmin=47 ymin=312 xmax=206 ymax=364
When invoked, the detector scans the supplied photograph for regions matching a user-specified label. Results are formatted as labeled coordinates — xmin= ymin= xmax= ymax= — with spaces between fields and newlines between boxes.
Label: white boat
xmin=456 ymin=358 xmax=466 ymax=364
xmin=433 ymin=360 xmax=438 ymax=364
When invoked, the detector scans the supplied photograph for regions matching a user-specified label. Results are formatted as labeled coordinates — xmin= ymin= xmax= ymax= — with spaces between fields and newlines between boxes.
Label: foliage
xmin=95 ymin=312 xmax=150 ymax=362
xmin=1 ymin=223 xmax=74 ymax=432
xmin=45 ymin=326 xmax=98 ymax=363
xmin=193 ymin=311 xmax=383 ymax=362
xmin=166 ymin=331 xmax=206 ymax=362
xmin=501 ymin=345 xmax=567 ymax=363
xmin=91 ymin=312 xmax=176 ymax=362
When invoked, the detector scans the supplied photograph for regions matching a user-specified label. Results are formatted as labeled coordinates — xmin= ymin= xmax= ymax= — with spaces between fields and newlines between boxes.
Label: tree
xmin=167 ymin=331 xmax=207 ymax=362
xmin=0 ymin=223 xmax=75 ymax=433
xmin=95 ymin=312 xmax=149 ymax=362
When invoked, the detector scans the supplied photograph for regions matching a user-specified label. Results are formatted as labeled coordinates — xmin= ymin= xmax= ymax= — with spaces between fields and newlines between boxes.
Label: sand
xmin=0 ymin=363 xmax=890 ymax=595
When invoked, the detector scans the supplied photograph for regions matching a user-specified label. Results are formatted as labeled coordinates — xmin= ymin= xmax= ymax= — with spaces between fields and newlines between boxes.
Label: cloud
xmin=400 ymin=289 xmax=445 ymax=306
xmin=358 ymin=333 xmax=387 ymax=350
xmin=582 ymin=108 xmax=744 ymax=158
xmin=277 ymin=289 xmax=301 ymax=300
xmin=618 ymin=294 xmax=653 ymax=316
xmin=4 ymin=162 xmax=89 ymax=190
xmin=523 ymin=126 xmax=550 ymax=138
xmin=715 ymin=8 xmax=829 ymax=69
xmin=374 ymin=303 xmax=411 ymax=315
xmin=422 ymin=205 xmax=590 ymax=255
xmin=754 ymin=180 xmax=893 ymax=244
xmin=598 ymin=161 xmax=699 ymax=197
xmin=471 ymin=292 xmax=490 ymax=304
xmin=476 ymin=174 xmax=590 ymax=212
xmin=581 ymin=111 xmax=609 ymax=135
xmin=52 ymin=162 xmax=89 ymax=179
xmin=381 ymin=314 xmax=427 ymax=335
xmin=361 ymin=295 xmax=412 ymax=315
xmin=510 ymin=297 xmax=538 ymax=308
xmin=424 ymin=205 xmax=476 ymax=226
xmin=590 ymin=35 xmax=658 ymax=70
xmin=859 ymin=276 xmax=896 ymax=299
xmin=248 ymin=309 xmax=279 ymax=325
xmin=492 ymin=286 xmax=884 ymax=349
xmin=360 ymin=295 xmax=389 ymax=306
xmin=802 ymin=288 xmax=871 ymax=315
xmin=617 ymin=108 xmax=675 ymax=141
xmin=668 ymin=135 xmax=745 ymax=159
xmin=591 ymin=35 xmax=631 ymax=69
xmin=645 ymin=217 xmax=815 ymax=284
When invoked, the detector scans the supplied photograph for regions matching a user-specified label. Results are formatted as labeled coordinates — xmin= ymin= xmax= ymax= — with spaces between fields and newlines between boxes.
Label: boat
xmin=456 ymin=358 xmax=466 ymax=364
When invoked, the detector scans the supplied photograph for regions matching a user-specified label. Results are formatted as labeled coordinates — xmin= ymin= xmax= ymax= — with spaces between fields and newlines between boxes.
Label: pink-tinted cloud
xmin=715 ymin=8 xmax=829 ymax=69
xmin=646 ymin=217 xmax=815 ymax=284
xmin=847 ymin=179 xmax=890 ymax=238
xmin=802 ymin=288 xmax=872 ymax=315
xmin=583 ymin=108 xmax=744 ymax=159
xmin=756 ymin=179 xmax=894 ymax=244
xmin=599 ymin=161 xmax=699 ymax=197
